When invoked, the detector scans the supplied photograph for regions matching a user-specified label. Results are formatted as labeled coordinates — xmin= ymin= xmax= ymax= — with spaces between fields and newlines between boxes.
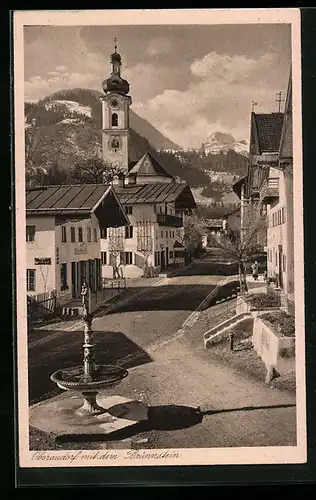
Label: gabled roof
xmin=115 ymin=182 xmax=196 ymax=208
xmin=26 ymin=184 xmax=129 ymax=226
xmin=279 ymin=71 xmax=293 ymax=161
xmin=128 ymin=151 xmax=174 ymax=178
xmin=251 ymin=112 xmax=284 ymax=154
xmin=223 ymin=206 xmax=241 ymax=218
xmin=232 ymin=175 xmax=247 ymax=199
xmin=173 ymin=240 xmax=185 ymax=249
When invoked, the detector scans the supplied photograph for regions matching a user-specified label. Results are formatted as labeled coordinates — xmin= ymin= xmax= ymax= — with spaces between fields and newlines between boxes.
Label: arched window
xmin=111 ymin=113 xmax=118 ymax=127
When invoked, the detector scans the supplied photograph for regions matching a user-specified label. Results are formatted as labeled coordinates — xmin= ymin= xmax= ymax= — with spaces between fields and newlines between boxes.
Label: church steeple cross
xmin=114 ymin=36 xmax=118 ymax=52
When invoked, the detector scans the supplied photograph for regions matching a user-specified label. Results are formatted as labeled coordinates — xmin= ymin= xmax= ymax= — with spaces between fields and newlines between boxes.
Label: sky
xmin=24 ymin=24 xmax=292 ymax=149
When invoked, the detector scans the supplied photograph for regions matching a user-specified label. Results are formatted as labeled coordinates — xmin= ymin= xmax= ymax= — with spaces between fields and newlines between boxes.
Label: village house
xmin=233 ymin=71 xmax=294 ymax=312
xmin=26 ymin=184 xmax=128 ymax=304
xmin=99 ymin=44 xmax=196 ymax=278
xmin=265 ymin=73 xmax=294 ymax=312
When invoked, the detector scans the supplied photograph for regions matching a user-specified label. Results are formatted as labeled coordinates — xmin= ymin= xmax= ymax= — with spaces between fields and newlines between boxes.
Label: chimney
xmin=118 ymin=172 xmax=125 ymax=187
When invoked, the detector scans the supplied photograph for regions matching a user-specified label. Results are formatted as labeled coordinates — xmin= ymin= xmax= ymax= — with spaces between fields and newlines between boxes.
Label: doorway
xmin=278 ymin=245 xmax=283 ymax=289
xmin=160 ymin=251 xmax=165 ymax=271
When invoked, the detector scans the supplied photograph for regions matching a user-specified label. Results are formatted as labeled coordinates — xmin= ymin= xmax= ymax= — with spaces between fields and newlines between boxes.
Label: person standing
xmin=251 ymin=261 xmax=259 ymax=281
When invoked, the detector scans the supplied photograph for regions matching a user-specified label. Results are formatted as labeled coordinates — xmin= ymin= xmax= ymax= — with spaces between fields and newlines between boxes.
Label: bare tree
xmin=136 ymin=218 xmax=154 ymax=277
xmin=108 ymin=226 xmax=125 ymax=278
xmin=176 ymin=213 xmax=204 ymax=260
xmin=208 ymin=202 xmax=267 ymax=293
xmin=72 ymin=158 xmax=123 ymax=184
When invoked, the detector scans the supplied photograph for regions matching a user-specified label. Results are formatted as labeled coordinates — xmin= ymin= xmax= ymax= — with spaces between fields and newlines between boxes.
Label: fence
xmin=27 ymin=292 xmax=58 ymax=324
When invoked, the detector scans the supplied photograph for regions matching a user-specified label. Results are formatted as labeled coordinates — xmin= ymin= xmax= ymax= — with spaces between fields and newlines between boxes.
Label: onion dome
xmin=102 ymin=75 xmax=130 ymax=95
xmin=102 ymin=38 xmax=130 ymax=95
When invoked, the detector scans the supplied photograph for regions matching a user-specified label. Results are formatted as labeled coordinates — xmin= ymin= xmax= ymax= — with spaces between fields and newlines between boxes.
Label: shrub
xmin=261 ymin=311 xmax=295 ymax=337
xmin=248 ymin=292 xmax=280 ymax=309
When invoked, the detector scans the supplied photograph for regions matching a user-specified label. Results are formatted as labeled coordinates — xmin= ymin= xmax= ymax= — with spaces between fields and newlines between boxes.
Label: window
xmin=124 ymin=206 xmax=133 ymax=215
xmin=159 ymin=206 xmax=163 ymax=214
xmin=169 ymin=251 xmax=174 ymax=259
xmin=26 ymin=225 xmax=35 ymax=242
xmin=100 ymin=228 xmax=107 ymax=239
xmin=61 ymin=226 xmax=67 ymax=243
xmin=94 ymin=228 xmax=98 ymax=242
xmin=123 ymin=252 xmax=133 ymax=265
xmin=283 ymin=254 xmax=286 ymax=272
xmin=70 ymin=227 xmax=76 ymax=242
xmin=275 ymin=252 xmax=278 ymax=266
xmin=78 ymin=227 xmax=83 ymax=242
xmin=125 ymin=225 xmax=133 ymax=239
xmin=172 ymin=231 xmax=175 ymax=238
xmin=282 ymin=207 xmax=285 ymax=224
xmin=26 ymin=269 xmax=35 ymax=292
xmin=111 ymin=112 xmax=118 ymax=127
xmin=166 ymin=231 xmax=168 ymax=238
xmin=161 ymin=230 xmax=163 ymax=238
xmin=60 ymin=263 xmax=68 ymax=290
xmin=87 ymin=228 xmax=92 ymax=242
xmin=101 ymin=252 xmax=107 ymax=265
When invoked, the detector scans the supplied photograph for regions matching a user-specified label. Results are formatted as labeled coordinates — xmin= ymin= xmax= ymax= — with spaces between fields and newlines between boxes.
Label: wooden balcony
xmin=259 ymin=177 xmax=279 ymax=204
xmin=156 ymin=213 xmax=183 ymax=227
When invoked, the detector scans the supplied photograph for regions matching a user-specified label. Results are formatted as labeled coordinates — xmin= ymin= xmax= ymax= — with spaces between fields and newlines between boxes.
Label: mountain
xmin=24 ymin=88 xmax=208 ymax=186
xmin=202 ymin=132 xmax=248 ymax=157
xmin=24 ymin=88 xmax=246 ymax=203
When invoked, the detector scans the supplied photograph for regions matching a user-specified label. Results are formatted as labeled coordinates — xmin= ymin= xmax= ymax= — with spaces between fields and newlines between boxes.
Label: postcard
xmin=13 ymin=8 xmax=306 ymax=470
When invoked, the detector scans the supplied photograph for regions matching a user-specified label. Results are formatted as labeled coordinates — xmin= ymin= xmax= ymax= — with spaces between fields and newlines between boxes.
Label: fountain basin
xmin=51 ymin=364 xmax=128 ymax=392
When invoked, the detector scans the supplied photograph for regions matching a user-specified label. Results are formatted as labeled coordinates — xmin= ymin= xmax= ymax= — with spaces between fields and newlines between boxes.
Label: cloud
xmin=24 ymin=70 xmax=100 ymax=101
xmin=146 ymin=37 xmax=171 ymax=57
xmin=56 ymin=65 xmax=67 ymax=72
xmin=133 ymin=50 xmax=289 ymax=148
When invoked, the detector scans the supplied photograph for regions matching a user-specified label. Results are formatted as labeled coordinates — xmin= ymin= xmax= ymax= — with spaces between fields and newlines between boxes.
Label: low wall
xmin=102 ymin=264 xmax=143 ymax=279
xmin=252 ymin=316 xmax=295 ymax=378
xmin=236 ymin=295 xmax=280 ymax=316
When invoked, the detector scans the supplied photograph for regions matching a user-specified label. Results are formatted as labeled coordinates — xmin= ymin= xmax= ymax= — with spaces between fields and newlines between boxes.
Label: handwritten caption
xmin=31 ymin=450 xmax=181 ymax=464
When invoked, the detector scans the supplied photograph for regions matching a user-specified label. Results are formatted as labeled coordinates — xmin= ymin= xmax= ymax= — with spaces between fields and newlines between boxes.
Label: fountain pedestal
xmin=29 ymin=285 xmax=148 ymax=442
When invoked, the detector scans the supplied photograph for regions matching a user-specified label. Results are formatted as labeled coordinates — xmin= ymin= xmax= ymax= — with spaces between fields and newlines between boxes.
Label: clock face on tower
xmin=108 ymin=136 xmax=121 ymax=153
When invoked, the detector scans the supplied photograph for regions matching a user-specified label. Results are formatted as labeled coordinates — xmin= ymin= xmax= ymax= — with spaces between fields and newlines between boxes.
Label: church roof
xmin=128 ymin=151 xmax=174 ymax=178
xmin=115 ymin=182 xmax=196 ymax=208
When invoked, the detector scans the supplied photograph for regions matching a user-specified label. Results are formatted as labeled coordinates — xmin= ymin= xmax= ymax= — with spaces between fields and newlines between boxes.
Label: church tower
xmin=100 ymin=39 xmax=132 ymax=174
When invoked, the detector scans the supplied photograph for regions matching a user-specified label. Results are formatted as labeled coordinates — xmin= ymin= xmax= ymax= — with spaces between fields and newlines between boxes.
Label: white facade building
xmin=26 ymin=184 xmax=128 ymax=304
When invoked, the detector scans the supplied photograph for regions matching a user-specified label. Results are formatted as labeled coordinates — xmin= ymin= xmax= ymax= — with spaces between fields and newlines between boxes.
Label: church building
xmin=100 ymin=43 xmax=196 ymax=278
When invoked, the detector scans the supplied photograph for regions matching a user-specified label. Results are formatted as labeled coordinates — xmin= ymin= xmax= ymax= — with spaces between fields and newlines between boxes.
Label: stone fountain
xmin=29 ymin=283 xmax=148 ymax=440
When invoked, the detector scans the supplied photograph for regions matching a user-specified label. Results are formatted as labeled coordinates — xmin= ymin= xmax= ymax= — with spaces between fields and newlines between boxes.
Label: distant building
xmin=99 ymin=44 xmax=196 ymax=277
xmin=25 ymin=184 xmax=128 ymax=304
xmin=223 ymin=206 xmax=241 ymax=232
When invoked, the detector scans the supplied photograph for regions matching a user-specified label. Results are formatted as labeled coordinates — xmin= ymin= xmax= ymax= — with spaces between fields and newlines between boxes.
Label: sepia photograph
xmin=13 ymin=9 xmax=306 ymax=470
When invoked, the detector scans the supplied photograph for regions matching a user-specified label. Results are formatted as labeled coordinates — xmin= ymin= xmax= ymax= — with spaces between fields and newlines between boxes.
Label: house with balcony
xmin=265 ymin=74 xmax=294 ymax=311
xmin=100 ymin=152 xmax=196 ymax=278
xmin=233 ymin=110 xmax=284 ymax=254
xmin=232 ymin=72 xmax=294 ymax=312
xmin=26 ymin=184 xmax=128 ymax=305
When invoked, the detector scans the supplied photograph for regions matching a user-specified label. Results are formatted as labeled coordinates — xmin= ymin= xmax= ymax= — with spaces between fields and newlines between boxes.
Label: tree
xmin=207 ymin=202 xmax=268 ymax=293
xmin=108 ymin=226 xmax=125 ymax=278
xmin=176 ymin=213 xmax=204 ymax=260
xmin=71 ymin=158 xmax=123 ymax=184
xmin=136 ymin=218 xmax=154 ymax=277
